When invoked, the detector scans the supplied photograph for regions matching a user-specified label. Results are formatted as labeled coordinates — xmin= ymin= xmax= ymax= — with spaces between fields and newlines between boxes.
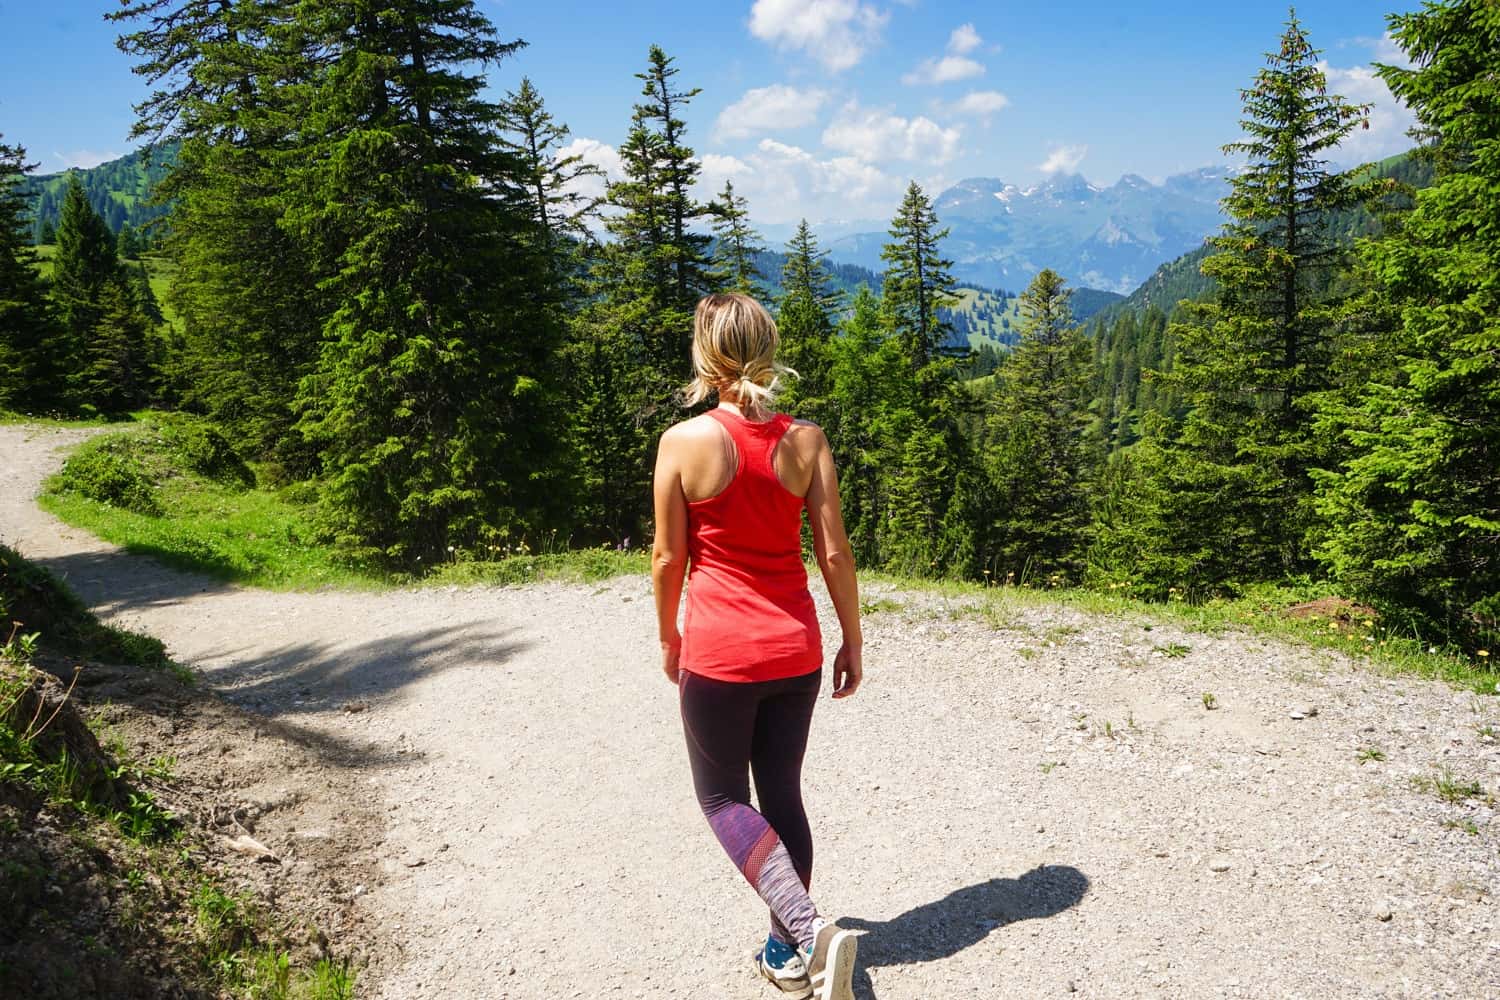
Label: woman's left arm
xmin=651 ymin=429 xmax=689 ymax=683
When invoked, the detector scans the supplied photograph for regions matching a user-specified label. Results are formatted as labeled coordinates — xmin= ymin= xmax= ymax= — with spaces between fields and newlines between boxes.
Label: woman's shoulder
xmin=660 ymin=412 xmax=726 ymax=449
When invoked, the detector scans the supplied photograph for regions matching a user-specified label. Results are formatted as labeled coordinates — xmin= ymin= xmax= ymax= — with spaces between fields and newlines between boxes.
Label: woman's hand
xmin=661 ymin=637 xmax=682 ymax=685
xmin=832 ymin=642 xmax=862 ymax=699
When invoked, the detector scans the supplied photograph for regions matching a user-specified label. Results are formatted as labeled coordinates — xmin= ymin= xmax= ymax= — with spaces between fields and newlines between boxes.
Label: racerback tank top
xmin=679 ymin=408 xmax=823 ymax=683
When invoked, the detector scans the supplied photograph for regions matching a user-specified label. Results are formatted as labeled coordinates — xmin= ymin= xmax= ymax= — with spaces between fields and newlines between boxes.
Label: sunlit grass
xmin=33 ymin=422 xmax=1498 ymax=694
xmin=861 ymin=570 xmax=1497 ymax=694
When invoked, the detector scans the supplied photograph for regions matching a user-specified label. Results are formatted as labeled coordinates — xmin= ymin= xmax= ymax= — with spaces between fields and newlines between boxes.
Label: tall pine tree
xmin=877 ymin=182 xmax=972 ymax=576
xmin=285 ymin=0 xmax=569 ymax=564
xmin=980 ymin=269 xmax=1096 ymax=581
xmin=1314 ymin=0 xmax=1500 ymax=653
xmin=708 ymin=179 xmax=763 ymax=295
xmin=1121 ymin=11 xmax=1372 ymax=594
xmin=0 ymin=139 xmax=61 ymax=412
xmin=776 ymin=219 xmax=839 ymax=423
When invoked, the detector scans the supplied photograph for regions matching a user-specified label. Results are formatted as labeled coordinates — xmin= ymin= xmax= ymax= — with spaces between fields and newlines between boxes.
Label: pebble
xmin=1209 ymin=856 xmax=1232 ymax=873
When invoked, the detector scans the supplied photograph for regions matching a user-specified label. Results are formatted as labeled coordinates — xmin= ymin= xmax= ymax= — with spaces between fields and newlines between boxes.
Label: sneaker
xmin=805 ymin=922 xmax=857 ymax=1000
xmin=754 ymin=938 xmax=812 ymax=999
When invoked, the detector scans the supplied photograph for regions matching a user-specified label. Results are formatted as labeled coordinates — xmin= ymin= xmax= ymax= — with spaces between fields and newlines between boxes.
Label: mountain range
xmin=821 ymin=167 xmax=1235 ymax=295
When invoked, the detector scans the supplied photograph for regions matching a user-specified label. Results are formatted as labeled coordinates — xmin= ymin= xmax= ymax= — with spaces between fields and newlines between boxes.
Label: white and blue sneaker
xmin=755 ymin=935 xmax=812 ymax=999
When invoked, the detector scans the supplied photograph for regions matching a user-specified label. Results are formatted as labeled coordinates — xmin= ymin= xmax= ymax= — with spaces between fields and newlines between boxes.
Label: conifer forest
xmin=1 ymin=0 xmax=1496 ymax=659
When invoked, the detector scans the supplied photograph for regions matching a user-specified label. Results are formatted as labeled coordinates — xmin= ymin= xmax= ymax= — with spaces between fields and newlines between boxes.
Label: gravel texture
xmin=2 ymin=424 xmax=1497 ymax=999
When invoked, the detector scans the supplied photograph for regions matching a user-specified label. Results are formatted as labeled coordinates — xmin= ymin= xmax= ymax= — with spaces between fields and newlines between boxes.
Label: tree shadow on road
xmin=842 ymin=864 xmax=1090 ymax=998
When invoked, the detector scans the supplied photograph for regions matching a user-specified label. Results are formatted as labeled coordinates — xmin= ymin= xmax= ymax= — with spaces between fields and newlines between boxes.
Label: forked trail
xmin=1 ymin=425 xmax=1496 ymax=999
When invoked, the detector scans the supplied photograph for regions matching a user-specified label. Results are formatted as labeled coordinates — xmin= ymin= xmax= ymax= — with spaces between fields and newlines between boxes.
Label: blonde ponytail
xmin=681 ymin=293 xmax=796 ymax=418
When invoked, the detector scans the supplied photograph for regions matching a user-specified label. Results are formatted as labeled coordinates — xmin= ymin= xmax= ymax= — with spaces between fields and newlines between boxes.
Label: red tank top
xmin=679 ymin=408 xmax=822 ymax=683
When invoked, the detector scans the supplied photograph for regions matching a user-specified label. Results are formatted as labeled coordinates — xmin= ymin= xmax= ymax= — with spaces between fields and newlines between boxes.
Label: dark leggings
xmin=679 ymin=667 xmax=821 ymax=935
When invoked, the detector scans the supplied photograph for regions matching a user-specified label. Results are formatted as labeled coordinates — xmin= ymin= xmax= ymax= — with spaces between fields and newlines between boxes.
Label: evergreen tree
xmin=0 ymin=138 xmax=61 ymax=412
xmin=824 ymin=285 xmax=905 ymax=565
xmin=573 ymin=45 xmax=712 ymax=542
xmin=284 ymin=0 xmax=569 ymax=564
xmin=112 ymin=0 xmax=324 ymax=458
xmin=876 ymin=182 xmax=971 ymax=576
xmin=776 ymin=219 xmax=839 ymax=422
xmin=708 ymin=179 xmax=763 ymax=295
xmin=38 ymin=218 xmax=56 ymax=245
xmin=1116 ymin=12 xmax=1373 ymax=594
xmin=980 ymin=269 xmax=1096 ymax=581
xmin=1314 ymin=0 xmax=1500 ymax=652
xmin=84 ymin=280 xmax=152 ymax=413
xmin=117 ymin=222 xmax=141 ymax=259
xmin=499 ymin=76 xmax=602 ymax=245
xmin=880 ymin=181 xmax=960 ymax=377
xmin=53 ymin=174 xmax=119 ymax=344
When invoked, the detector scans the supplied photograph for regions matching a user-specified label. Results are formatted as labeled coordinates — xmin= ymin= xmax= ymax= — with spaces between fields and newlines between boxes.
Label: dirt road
xmin=2 ymin=424 xmax=1496 ymax=999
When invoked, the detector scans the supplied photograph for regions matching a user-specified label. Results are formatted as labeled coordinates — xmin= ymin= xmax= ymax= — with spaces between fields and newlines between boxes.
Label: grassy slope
xmin=0 ymin=546 xmax=355 ymax=999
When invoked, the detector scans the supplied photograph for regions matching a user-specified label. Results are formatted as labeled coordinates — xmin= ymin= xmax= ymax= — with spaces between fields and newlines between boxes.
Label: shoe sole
xmin=754 ymin=952 xmax=812 ymax=999
xmin=809 ymin=929 xmax=856 ymax=1000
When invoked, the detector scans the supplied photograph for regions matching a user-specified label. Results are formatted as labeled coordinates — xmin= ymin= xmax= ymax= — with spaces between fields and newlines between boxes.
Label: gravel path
xmin=2 ymin=424 xmax=1497 ymax=999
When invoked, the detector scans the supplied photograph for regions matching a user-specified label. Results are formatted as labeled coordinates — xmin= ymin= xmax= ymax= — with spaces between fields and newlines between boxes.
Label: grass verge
xmin=33 ymin=418 xmax=1494 ymax=693
xmin=862 ymin=570 xmax=1498 ymax=694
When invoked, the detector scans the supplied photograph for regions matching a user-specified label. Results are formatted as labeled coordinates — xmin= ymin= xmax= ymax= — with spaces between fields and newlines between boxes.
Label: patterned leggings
xmin=679 ymin=667 xmax=822 ymax=950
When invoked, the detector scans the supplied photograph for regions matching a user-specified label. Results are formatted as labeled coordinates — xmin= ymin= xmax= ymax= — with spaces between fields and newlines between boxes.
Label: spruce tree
xmin=499 ymin=76 xmax=602 ymax=245
xmin=877 ymin=182 xmax=971 ymax=576
xmin=708 ymin=179 xmax=763 ymax=295
xmin=84 ymin=280 xmax=152 ymax=414
xmin=284 ymin=0 xmax=569 ymax=564
xmin=1314 ymin=0 xmax=1500 ymax=653
xmin=112 ymin=0 xmax=325 ymax=458
xmin=824 ymin=285 xmax=905 ymax=565
xmin=880 ymin=182 xmax=959 ymax=376
xmin=0 ymin=138 xmax=61 ymax=412
xmin=1126 ymin=11 xmax=1373 ymax=593
xmin=53 ymin=174 xmax=119 ymax=346
xmin=776 ymin=219 xmax=839 ymax=422
xmin=980 ymin=269 xmax=1096 ymax=581
xmin=573 ymin=45 xmax=712 ymax=542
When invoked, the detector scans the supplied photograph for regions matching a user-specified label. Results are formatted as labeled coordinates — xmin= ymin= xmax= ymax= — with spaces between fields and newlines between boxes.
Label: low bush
xmin=156 ymin=415 xmax=254 ymax=488
xmin=53 ymin=442 xmax=161 ymax=516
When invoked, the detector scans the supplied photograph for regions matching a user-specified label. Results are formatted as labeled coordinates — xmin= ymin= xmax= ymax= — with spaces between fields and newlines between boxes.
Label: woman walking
xmin=652 ymin=293 xmax=864 ymax=1000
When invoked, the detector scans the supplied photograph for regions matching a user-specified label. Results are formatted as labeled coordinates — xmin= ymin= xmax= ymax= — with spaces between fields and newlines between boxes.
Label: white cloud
xmin=556 ymin=137 xmax=621 ymax=205
xmin=1319 ymin=60 xmax=1418 ymax=165
xmin=948 ymin=23 xmax=982 ymax=55
xmin=749 ymin=0 xmax=889 ymax=73
xmin=53 ymin=149 xmax=121 ymax=171
xmin=948 ymin=90 xmax=1010 ymax=120
xmin=714 ymin=84 xmax=829 ymax=141
xmin=901 ymin=54 xmax=984 ymax=86
xmin=822 ymin=103 xmax=963 ymax=164
xmin=1039 ymin=144 xmax=1087 ymax=174
xmin=697 ymin=137 xmax=905 ymax=225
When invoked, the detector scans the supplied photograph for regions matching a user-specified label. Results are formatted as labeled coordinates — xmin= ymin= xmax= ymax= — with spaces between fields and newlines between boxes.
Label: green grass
xmin=39 ymin=420 xmax=650 ymax=592
xmin=862 ymin=570 xmax=1498 ymax=694
xmin=31 ymin=419 xmax=1498 ymax=694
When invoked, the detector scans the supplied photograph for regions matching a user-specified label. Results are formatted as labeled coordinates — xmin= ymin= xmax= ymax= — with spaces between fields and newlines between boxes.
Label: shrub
xmin=54 ymin=443 xmax=161 ymax=516
xmin=157 ymin=416 xmax=254 ymax=487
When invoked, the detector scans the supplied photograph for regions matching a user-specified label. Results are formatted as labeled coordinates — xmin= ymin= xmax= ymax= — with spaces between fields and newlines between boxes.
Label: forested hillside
xmin=0 ymin=1 xmax=1495 ymax=661
xmin=20 ymin=146 xmax=175 ymax=245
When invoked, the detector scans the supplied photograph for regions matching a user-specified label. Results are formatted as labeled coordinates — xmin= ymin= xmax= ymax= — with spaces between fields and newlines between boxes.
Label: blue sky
xmin=0 ymin=1 xmax=1415 ymax=228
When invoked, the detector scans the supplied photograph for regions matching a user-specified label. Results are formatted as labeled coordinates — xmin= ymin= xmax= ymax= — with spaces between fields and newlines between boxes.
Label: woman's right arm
xmin=805 ymin=428 xmax=862 ymax=699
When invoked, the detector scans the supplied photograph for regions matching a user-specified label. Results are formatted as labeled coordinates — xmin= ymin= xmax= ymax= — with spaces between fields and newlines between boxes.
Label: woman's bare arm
xmin=651 ymin=429 xmax=690 ymax=682
xmin=805 ymin=427 xmax=862 ymax=698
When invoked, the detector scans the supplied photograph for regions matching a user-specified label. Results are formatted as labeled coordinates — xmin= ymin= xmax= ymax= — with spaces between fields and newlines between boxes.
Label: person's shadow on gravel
xmin=841 ymin=863 xmax=1090 ymax=999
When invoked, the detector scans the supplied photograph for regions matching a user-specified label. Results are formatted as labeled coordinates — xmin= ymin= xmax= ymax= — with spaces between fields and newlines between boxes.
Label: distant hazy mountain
xmin=823 ymin=167 xmax=1234 ymax=295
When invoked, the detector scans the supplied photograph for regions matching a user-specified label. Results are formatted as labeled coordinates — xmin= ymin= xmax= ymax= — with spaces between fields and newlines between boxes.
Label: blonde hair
xmin=681 ymin=293 xmax=795 ymax=417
